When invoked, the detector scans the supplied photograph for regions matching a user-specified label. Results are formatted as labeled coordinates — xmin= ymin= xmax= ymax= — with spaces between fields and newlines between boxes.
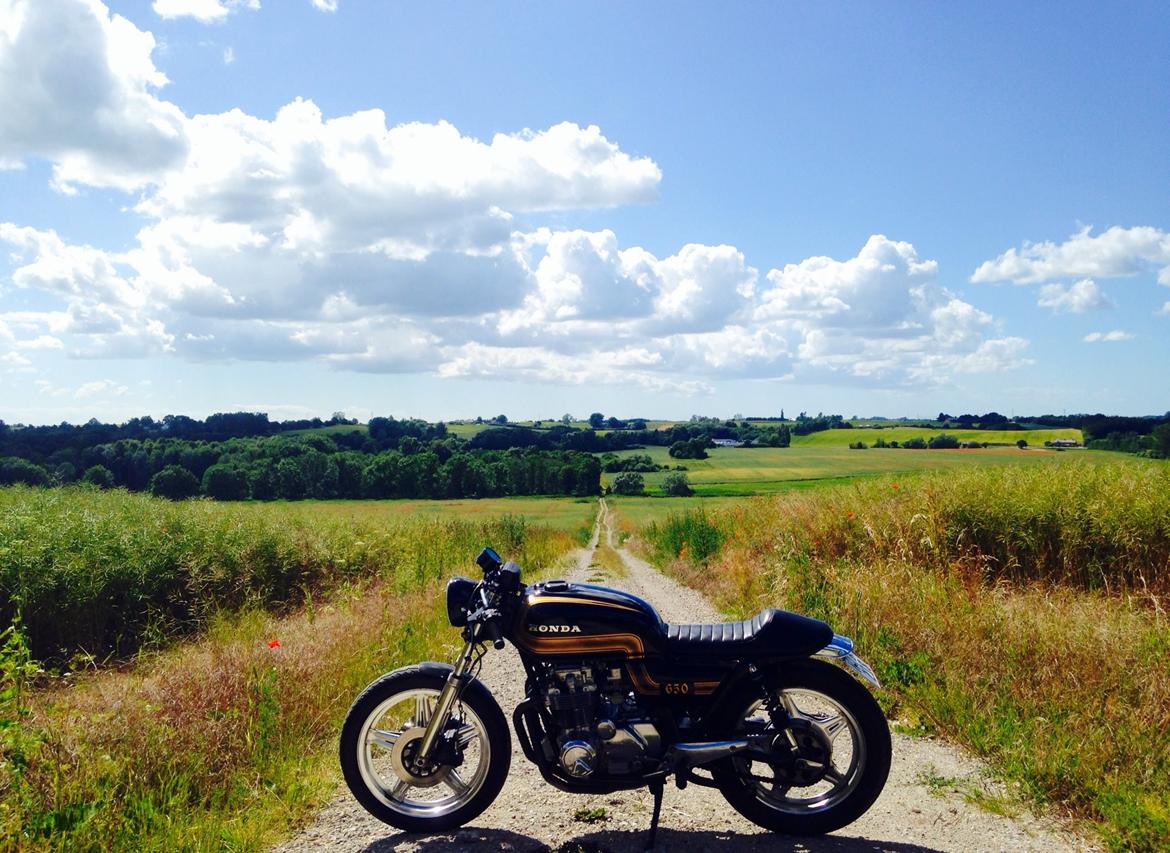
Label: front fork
xmin=416 ymin=639 xmax=478 ymax=764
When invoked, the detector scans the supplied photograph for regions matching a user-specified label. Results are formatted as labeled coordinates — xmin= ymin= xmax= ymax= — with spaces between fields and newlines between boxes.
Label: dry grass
xmin=634 ymin=461 xmax=1170 ymax=851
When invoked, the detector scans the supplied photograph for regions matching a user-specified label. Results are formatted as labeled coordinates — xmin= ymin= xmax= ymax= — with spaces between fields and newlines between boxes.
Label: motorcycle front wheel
xmin=712 ymin=659 xmax=891 ymax=836
xmin=339 ymin=664 xmax=511 ymax=833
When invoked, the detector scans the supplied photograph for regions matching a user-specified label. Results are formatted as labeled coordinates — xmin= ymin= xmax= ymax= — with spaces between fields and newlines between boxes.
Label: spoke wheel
xmin=341 ymin=665 xmax=510 ymax=833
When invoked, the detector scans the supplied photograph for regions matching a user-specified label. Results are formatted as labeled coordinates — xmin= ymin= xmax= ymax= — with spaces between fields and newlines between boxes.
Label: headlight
xmin=445 ymin=576 xmax=477 ymax=627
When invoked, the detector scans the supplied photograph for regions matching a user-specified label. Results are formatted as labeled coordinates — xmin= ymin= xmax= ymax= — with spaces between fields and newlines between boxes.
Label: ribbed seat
xmin=663 ymin=608 xmax=832 ymax=657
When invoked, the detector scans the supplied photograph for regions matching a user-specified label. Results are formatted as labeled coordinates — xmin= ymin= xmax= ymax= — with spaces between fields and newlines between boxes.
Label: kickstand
xmin=644 ymin=781 xmax=664 ymax=850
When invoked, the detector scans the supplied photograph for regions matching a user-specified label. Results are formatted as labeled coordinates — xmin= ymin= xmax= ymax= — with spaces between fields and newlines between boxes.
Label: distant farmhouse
xmin=712 ymin=438 xmax=745 ymax=448
xmin=1049 ymin=439 xmax=1080 ymax=448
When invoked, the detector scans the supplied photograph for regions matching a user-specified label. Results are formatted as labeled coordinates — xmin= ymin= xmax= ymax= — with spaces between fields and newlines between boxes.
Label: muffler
xmin=665 ymin=739 xmax=750 ymax=770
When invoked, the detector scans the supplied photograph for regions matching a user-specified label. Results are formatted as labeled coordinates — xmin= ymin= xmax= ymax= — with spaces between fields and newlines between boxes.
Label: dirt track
xmin=277 ymin=501 xmax=1095 ymax=852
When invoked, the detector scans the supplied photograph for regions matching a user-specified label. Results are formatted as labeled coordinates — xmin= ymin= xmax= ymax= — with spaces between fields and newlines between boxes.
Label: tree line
xmin=0 ymin=417 xmax=600 ymax=500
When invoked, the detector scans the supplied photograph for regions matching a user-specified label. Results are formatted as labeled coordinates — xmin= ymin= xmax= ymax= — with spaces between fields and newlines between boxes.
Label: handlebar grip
xmin=482 ymin=619 xmax=506 ymax=650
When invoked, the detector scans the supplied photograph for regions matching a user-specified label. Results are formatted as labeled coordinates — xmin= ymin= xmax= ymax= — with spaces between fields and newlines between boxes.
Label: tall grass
xmin=0 ymin=487 xmax=576 ymax=851
xmin=0 ymin=487 xmax=561 ymax=662
xmin=636 ymin=460 xmax=1170 ymax=851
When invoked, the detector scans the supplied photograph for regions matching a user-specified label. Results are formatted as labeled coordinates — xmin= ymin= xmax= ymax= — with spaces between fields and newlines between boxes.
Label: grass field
xmin=263 ymin=495 xmax=598 ymax=541
xmin=602 ymin=442 xmax=1097 ymax=495
xmin=632 ymin=460 xmax=1170 ymax=851
xmin=791 ymin=425 xmax=1082 ymax=446
xmin=0 ymin=486 xmax=579 ymax=851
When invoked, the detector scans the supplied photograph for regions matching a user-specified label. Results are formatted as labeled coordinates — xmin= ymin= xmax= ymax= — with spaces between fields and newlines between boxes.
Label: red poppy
xmin=891 ymin=483 xmax=900 ymax=489
xmin=267 ymin=639 xmax=281 ymax=649
xmin=847 ymin=511 xmax=855 ymax=518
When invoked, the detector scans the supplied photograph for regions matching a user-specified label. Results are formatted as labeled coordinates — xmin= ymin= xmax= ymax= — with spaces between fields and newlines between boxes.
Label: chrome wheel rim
xmin=356 ymin=687 xmax=490 ymax=818
xmin=732 ymin=687 xmax=866 ymax=814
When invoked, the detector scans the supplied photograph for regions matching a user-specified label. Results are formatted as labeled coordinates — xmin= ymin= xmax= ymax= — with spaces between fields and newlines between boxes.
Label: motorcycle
xmin=340 ymin=547 xmax=891 ymax=846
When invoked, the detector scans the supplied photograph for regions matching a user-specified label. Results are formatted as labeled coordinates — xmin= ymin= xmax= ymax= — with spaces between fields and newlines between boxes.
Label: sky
xmin=0 ymin=0 xmax=1167 ymax=425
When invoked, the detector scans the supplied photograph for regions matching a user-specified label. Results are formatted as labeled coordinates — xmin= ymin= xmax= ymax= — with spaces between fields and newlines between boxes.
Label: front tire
xmin=339 ymin=664 xmax=511 ymax=833
xmin=712 ymin=659 xmax=891 ymax=836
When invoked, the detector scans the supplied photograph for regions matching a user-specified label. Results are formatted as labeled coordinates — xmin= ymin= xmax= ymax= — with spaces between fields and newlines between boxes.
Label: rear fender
xmin=814 ymin=635 xmax=881 ymax=689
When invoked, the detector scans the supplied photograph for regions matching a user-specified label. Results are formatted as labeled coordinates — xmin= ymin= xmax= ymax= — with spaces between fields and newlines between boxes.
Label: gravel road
xmin=277 ymin=501 xmax=1095 ymax=853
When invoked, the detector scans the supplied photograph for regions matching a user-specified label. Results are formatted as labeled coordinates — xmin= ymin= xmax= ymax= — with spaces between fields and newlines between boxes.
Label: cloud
xmin=0 ymin=5 xmax=1023 ymax=394
xmin=310 ymin=0 xmax=338 ymax=11
xmin=223 ymin=46 xmax=234 ymax=65
xmin=1083 ymin=330 xmax=1134 ymax=343
xmin=0 ymin=0 xmax=187 ymax=191
xmin=74 ymin=379 xmax=128 ymax=398
xmin=152 ymin=0 xmax=259 ymax=23
xmin=972 ymin=225 xmax=1170 ymax=286
xmin=1037 ymin=278 xmax=1113 ymax=313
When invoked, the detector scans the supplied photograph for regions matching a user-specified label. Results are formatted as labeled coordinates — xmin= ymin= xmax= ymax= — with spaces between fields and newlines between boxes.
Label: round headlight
xmin=445 ymin=576 xmax=477 ymax=627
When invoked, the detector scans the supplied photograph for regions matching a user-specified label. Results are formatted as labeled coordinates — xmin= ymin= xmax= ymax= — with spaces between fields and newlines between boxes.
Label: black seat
xmin=663 ymin=608 xmax=832 ymax=658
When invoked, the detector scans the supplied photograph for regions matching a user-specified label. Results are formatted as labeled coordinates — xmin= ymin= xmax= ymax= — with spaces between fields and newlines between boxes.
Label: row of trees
xmin=608 ymin=471 xmax=693 ymax=497
xmin=849 ymin=434 xmax=989 ymax=450
xmin=0 ymin=427 xmax=600 ymax=500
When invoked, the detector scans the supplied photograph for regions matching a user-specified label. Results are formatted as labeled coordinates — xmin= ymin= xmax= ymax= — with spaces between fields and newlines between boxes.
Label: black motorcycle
xmin=340 ymin=547 xmax=891 ymax=845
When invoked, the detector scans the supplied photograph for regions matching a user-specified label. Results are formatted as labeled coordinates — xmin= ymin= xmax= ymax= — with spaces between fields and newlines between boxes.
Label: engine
xmin=540 ymin=662 xmax=662 ymax=779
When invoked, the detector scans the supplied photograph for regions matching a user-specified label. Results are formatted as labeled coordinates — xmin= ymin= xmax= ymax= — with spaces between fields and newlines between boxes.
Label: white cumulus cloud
xmin=0 ymin=3 xmax=1027 ymax=394
xmin=0 ymin=0 xmax=187 ymax=191
xmin=1037 ymin=278 xmax=1113 ymax=313
xmin=152 ymin=0 xmax=259 ymax=23
xmin=1083 ymin=330 xmax=1134 ymax=343
xmin=972 ymin=225 xmax=1170 ymax=286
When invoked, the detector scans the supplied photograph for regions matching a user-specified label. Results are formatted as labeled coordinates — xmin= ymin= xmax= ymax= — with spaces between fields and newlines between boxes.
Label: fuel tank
xmin=512 ymin=579 xmax=666 ymax=659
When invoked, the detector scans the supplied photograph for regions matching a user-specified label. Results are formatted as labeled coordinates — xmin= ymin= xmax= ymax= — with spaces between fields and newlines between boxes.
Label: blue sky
xmin=1 ymin=0 xmax=1167 ymax=424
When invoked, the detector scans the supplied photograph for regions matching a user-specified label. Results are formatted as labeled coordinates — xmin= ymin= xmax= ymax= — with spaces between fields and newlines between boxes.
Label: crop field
xmin=258 ymin=495 xmax=598 ymax=541
xmin=790 ymin=425 xmax=1082 ymax=446
xmin=602 ymin=441 xmax=1099 ymax=495
xmin=632 ymin=460 xmax=1170 ymax=851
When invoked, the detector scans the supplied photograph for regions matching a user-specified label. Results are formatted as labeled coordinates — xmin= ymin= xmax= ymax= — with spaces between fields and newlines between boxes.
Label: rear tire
xmin=339 ymin=665 xmax=511 ymax=833
xmin=712 ymin=659 xmax=891 ymax=836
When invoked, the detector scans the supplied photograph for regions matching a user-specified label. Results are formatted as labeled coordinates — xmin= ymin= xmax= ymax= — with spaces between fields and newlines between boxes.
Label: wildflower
xmin=891 ymin=483 xmax=900 ymax=490
xmin=267 ymin=639 xmax=281 ymax=649
xmin=847 ymin=511 xmax=855 ymax=518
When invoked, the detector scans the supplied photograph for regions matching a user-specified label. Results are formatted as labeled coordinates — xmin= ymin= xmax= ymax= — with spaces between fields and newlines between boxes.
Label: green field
xmin=603 ymin=442 xmax=1096 ymax=495
xmin=791 ymin=425 xmax=1082 ymax=446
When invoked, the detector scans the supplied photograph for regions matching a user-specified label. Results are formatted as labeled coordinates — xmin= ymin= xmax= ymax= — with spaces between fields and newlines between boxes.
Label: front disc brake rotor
xmin=389 ymin=727 xmax=445 ymax=788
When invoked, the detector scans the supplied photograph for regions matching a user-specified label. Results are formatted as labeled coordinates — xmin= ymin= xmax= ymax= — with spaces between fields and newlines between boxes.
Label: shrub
xmin=0 ymin=458 xmax=49 ymax=487
xmin=201 ymin=464 xmax=251 ymax=501
xmin=928 ymin=433 xmax=960 ymax=449
xmin=148 ymin=465 xmax=201 ymax=500
xmin=82 ymin=464 xmax=116 ymax=489
xmin=848 ymin=441 xmax=868 ymax=450
xmin=1016 ymin=438 xmax=1028 ymax=449
xmin=660 ymin=471 xmax=693 ymax=496
xmin=668 ymin=438 xmax=709 ymax=460
xmin=610 ymin=472 xmax=645 ymax=495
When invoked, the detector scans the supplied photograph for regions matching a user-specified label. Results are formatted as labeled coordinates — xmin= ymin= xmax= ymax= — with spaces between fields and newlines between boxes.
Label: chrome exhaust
xmin=666 ymin=739 xmax=750 ymax=770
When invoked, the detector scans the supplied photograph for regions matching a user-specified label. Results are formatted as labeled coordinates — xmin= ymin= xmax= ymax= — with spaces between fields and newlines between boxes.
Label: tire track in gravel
xmin=276 ymin=500 xmax=1095 ymax=853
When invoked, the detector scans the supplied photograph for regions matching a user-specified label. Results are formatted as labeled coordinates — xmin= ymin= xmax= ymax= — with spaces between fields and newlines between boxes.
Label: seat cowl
xmin=663 ymin=608 xmax=832 ymax=658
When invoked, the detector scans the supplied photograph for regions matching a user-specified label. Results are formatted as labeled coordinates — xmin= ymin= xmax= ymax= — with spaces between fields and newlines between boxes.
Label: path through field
xmin=277 ymin=501 xmax=1094 ymax=852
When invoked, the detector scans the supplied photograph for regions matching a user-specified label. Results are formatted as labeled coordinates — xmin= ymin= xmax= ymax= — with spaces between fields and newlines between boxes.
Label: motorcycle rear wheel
xmin=712 ymin=659 xmax=891 ymax=836
xmin=339 ymin=664 xmax=511 ymax=833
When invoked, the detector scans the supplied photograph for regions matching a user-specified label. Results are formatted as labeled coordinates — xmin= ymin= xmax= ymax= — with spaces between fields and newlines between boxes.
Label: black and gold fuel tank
xmin=512 ymin=579 xmax=664 ymax=659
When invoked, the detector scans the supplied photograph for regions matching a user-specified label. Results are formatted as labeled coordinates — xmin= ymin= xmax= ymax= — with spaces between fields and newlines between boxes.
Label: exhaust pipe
xmin=666 ymin=739 xmax=750 ymax=770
